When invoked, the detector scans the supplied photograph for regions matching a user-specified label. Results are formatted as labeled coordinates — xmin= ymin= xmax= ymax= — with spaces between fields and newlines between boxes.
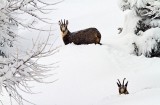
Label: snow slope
xmin=4 ymin=0 xmax=160 ymax=105
xmin=58 ymin=45 xmax=160 ymax=105
xmin=23 ymin=42 xmax=160 ymax=105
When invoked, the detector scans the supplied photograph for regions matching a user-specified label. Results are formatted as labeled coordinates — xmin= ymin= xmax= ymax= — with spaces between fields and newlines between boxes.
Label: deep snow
xmin=1 ymin=0 xmax=160 ymax=105
xmin=21 ymin=42 xmax=160 ymax=105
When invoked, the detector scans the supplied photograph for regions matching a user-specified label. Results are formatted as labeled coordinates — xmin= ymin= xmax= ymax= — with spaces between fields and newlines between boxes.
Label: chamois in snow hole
xmin=58 ymin=19 xmax=102 ymax=45
xmin=117 ymin=78 xmax=129 ymax=95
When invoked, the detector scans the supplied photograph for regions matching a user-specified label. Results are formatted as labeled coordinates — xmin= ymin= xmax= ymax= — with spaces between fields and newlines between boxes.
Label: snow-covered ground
xmin=2 ymin=0 xmax=160 ymax=105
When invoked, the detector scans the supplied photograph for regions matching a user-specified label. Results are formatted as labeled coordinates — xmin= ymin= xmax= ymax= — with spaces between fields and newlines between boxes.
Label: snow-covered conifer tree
xmin=0 ymin=0 xmax=61 ymax=104
xmin=119 ymin=0 xmax=160 ymax=57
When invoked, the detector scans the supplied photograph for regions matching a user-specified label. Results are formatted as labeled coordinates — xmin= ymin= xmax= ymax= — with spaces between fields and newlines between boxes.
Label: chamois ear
xmin=117 ymin=82 xmax=120 ymax=87
xmin=117 ymin=79 xmax=121 ymax=87
xmin=125 ymin=81 xmax=128 ymax=87
xmin=58 ymin=21 xmax=61 ymax=26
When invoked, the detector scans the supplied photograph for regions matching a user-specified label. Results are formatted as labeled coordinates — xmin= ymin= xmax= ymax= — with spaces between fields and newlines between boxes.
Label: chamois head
xmin=58 ymin=19 xmax=69 ymax=37
xmin=117 ymin=78 xmax=129 ymax=95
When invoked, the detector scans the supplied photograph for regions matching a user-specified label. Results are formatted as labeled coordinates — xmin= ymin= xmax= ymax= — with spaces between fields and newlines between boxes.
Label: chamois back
xmin=59 ymin=19 xmax=101 ymax=45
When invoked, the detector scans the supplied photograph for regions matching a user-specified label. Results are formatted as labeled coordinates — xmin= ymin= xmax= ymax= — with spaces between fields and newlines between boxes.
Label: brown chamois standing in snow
xmin=117 ymin=78 xmax=129 ymax=95
xmin=58 ymin=19 xmax=102 ymax=45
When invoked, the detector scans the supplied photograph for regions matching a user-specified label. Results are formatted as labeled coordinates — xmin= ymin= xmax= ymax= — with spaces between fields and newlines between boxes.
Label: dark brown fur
xmin=59 ymin=19 xmax=101 ymax=45
xmin=117 ymin=78 xmax=129 ymax=95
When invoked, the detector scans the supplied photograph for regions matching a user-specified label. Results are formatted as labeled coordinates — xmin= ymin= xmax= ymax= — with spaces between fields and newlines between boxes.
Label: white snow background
xmin=2 ymin=0 xmax=160 ymax=105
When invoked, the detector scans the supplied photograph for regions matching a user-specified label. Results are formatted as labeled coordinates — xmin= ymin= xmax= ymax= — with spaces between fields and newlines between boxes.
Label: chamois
xmin=117 ymin=78 xmax=129 ymax=95
xmin=58 ymin=19 xmax=101 ymax=45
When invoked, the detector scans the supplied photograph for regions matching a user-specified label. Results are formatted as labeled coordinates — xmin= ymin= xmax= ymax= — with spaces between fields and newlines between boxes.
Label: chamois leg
xmin=98 ymin=42 xmax=102 ymax=45
xmin=96 ymin=38 xmax=102 ymax=45
xmin=97 ymin=34 xmax=102 ymax=45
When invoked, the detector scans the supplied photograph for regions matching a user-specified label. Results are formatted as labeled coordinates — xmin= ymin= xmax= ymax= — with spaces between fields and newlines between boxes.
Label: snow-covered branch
xmin=0 ymin=33 xmax=59 ymax=105
xmin=119 ymin=0 xmax=160 ymax=57
xmin=0 ymin=0 xmax=61 ymax=104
